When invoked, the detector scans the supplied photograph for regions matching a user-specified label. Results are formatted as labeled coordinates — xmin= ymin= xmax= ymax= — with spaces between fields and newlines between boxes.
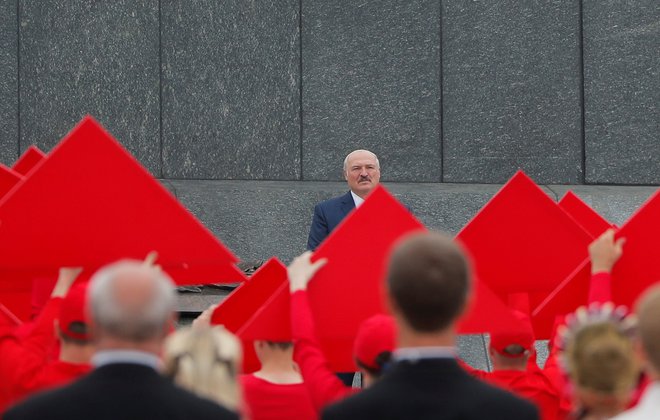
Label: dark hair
xmin=265 ymin=341 xmax=294 ymax=351
xmin=355 ymin=351 xmax=392 ymax=378
xmin=387 ymin=232 xmax=469 ymax=332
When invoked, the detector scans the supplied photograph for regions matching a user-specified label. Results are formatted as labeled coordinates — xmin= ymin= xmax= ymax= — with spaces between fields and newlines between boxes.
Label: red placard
xmin=12 ymin=145 xmax=46 ymax=176
xmin=308 ymin=185 xmax=425 ymax=371
xmin=455 ymin=171 xmax=593 ymax=339
xmin=0 ymin=165 xmax=22 ymax=198
xmin=558 ymin=191 xmax=613 ymax=237
xmin=0 ymin=303 xmax=22 ymax=327
xmin=535 ymin=188 xmax=660 ymax=326
xmin=0 ymin=116 xmax=244 ymax=286
xmin=211 ymin=258 xmax=288 ymax=373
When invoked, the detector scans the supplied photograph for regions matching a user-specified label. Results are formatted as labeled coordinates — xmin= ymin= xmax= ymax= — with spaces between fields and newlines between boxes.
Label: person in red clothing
xmin=3 ymin=268 xmax=93 ymax=408
xmin=545 ymin=229 xmax=641 ymax=419
xmin=287 ymin=251 xmax=396 ymax=412
xmin=240 ymin=340 xmax=317 ymax=420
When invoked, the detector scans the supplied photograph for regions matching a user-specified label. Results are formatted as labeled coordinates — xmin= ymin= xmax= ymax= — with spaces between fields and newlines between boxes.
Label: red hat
xmin=489 ymin=310 xmax=534 ymax=357
xmin=58 ymin=282 xmax=89 ymax=342
xmin=353 ymin=314 xmax=396 ymax=371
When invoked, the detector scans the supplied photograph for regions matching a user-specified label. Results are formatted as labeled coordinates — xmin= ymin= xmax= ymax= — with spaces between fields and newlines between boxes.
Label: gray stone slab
xmin=458 ymin=334 xmax=490 ymax=371
xmin=0 ymin=0 xmax=17 ymax=165
xmin=547 ymin=185 xmax=657 ymax=226
xmin=442 ymin=1 xmax=582 ymax=184
xmin=583 ymin=1 xmax=660 ymax=184
xmin=161 ymin=0 xmax=300 ymax=180
xmin=19 ymin=1 xmax=160 ymax=174
xmin=302 ymin=0 xmax=441 ymax=182
xmin=166 ymin=180 xmax=503 ymax=264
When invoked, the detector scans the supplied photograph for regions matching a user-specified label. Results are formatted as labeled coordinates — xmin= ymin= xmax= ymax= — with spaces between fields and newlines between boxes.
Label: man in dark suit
xmin=322 ymin=232 xmax=539 ymax=420
xmin=307 ymin=149 xmax=381 ymax=250
xmin=4 ymin=260 xmax=238 ymax=420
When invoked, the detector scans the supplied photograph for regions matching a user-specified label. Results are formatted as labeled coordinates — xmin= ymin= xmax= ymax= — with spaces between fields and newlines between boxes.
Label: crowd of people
xmin=0 ymin=150 xmax=658 ymax=419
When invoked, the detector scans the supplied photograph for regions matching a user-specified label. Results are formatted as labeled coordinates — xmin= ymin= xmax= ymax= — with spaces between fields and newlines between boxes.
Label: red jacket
xmin=290 ymin=291 xmax=357 ymax=412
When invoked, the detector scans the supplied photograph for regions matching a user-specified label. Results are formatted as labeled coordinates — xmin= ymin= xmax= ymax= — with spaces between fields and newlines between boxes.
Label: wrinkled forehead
xmin=346 ymin=151 xmax=379 ymax=168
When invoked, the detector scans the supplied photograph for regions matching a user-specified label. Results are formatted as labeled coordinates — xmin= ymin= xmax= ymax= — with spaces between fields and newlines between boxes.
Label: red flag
xmin=12 ymin=145 xmax=46 ymax=176
xmin=456 ymin=171 xmax=593 ymax=339
xmin=211 ymin=258 xmax=288 ymax=373
xmin=0 ymin=165 xmax=22 ymax=198
xmin=535 ymin=188 xmax=660 ymax=325
xmin=0 ymin=116 xmax=244 ymax=288
xmin=558 ymin=191 xmax=613 ymax=237
xmin=308 ymin=185 xmax=425 ymax=371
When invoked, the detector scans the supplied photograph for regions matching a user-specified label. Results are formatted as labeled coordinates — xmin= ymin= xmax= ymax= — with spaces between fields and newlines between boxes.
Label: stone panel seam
xmin=298 ymin=0 xmax=304 ymax=181
xmin=439 ymin=0 xmax=444 ymax=183
xmin=578 ymin=0 xmax=586 ymax=184
xmin=15 ymin=0 xmax=20 ymax=156
xmin=481 ymin=334 xmax=492 ymax=372
xmin=158 ymin=0 xmax=164 ymax=178
xmin=543 ymin=185 xmax=560 ymax=202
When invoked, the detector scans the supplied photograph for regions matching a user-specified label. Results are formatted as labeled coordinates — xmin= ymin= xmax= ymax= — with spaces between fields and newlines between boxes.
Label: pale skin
xmin=343 ymin=150 xmax=381 ymax=199
xmin=588 ymin=228 xmax=625 ymax=274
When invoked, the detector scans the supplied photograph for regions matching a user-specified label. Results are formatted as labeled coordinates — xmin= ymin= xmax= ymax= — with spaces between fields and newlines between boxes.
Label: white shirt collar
xmin=350 ymin=191 xmax=365 ymax=208
xmin=92 ymin=349 xmax=162 ymax=371
xmin=393 ymin=346 xmax=457 ymax=362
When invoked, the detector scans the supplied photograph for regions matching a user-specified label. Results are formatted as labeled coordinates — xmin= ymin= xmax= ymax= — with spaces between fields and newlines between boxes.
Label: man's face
xmin=344 ymin=151 xmax=380 ymax=198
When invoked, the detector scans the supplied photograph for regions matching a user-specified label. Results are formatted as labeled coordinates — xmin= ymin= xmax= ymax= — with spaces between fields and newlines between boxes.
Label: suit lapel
xmin=340 ymin=191 xmax=356 ymax=218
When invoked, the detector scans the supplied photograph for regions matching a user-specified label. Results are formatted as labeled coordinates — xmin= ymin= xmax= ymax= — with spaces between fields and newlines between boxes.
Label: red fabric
xmin=10 ymin=361 xmax=91 ymax=406
xmin=240 ymin=373 xmax=316 ymax=420
xmin=0 ymin=297 xmax=89 ymax=410
xmin=461 ymin=360 xmax=561 ymax=420
xmin=587 ymin=272 xmax=612 ymax=304
xmin=290 ymin=291 xmax=356 ymax=411
xmin=558 ymin=191 xmax=613 ymax=238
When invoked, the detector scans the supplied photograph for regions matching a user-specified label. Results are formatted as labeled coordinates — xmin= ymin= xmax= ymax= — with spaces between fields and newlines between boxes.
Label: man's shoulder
xmin=4 ymin=367 xmax=238 ymax=420
xmin=316 ymin=191 xmax=352 ymax=209
xmin=323 ymin=365 xmax=538 ymax=420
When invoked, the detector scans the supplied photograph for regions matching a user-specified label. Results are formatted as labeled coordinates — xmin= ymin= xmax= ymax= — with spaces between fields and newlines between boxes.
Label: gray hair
xmin=89 ymin=260 xmax=176 ymax=342
xmin=343 ymin=149 xmax=380 ymax=173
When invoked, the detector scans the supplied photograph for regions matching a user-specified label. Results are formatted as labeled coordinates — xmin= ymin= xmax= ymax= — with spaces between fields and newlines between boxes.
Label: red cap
xmin=58 ymin=282 xmax=89 ymax=342
xmin=353 ymin=314 xmax=396 ymax=370
xmin=489 ymin=311 xmax=534 ymax=357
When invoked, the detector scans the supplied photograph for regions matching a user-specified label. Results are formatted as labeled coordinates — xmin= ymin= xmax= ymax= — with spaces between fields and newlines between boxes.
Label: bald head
xmin=89 ymin=260 xmax=176 ymax=342
xmin=636 ymin=285 xmax=660 ymax=372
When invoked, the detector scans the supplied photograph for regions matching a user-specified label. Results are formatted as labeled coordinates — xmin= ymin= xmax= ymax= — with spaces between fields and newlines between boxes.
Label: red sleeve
xmin=5 ymin=298 xmax=62 ymax=399
xmin=588 ymin=272 xmax=612 ymax=304
xmin=290 ymin=290 xmax=355 ymax=411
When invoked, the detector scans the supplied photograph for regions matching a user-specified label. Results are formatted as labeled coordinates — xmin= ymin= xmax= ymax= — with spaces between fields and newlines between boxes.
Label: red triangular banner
xmin=12 ymin=145 xmax=46 ymax=176
xmin=0 ymin=116 xmax=244 ymax=288
xmin=455 ymin=171 xmax=593 ymax=339
xmin=0 ymin=165 xmax=22 ymax=199
xmin=211 ymin=258 xmax=288 ymax=373
xmin=558 ymin=191 xmax=613 ymax=237
xmin=536 ymin=188 xmax=660 ymax=324
xmin=308 ymin=185 xmax=425 ymax=371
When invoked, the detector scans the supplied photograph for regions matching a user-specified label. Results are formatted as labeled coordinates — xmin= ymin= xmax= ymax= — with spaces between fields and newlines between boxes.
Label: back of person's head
xmin=353 ymin=314 xmax=396 ymax=380
xmin=163 ymin=326 xmax=242 ymax=411
xmin=88 ymin=260 xmax=176 ymax=342
xmin=636 ymin=285 xmax=660 ymax=375
xmin=387 ymin=231 xmax=469 ymax=332
xmin=58 ymin=282 xmax=91 ymax=345
xmin=562 ymin=307 xmax=638 ymax=417
xmin=489 ymin=310 xmax=534 ymax=370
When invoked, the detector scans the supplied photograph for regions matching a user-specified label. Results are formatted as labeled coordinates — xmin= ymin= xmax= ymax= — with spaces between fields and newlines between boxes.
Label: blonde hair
xmin=163 ymin=326 xmax=242 ymax=410
xmin=565 ymin=322 xmax=638 ymax=395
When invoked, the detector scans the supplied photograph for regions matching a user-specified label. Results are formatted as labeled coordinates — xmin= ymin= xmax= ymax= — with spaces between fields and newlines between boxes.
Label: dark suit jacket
xmin=3 ymin=363 xmax=239 ymax=420
xmin=322 ymin=358 xmax=539 ymax=420
xmin=307 ymin=191 xmax=355 ymax=251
